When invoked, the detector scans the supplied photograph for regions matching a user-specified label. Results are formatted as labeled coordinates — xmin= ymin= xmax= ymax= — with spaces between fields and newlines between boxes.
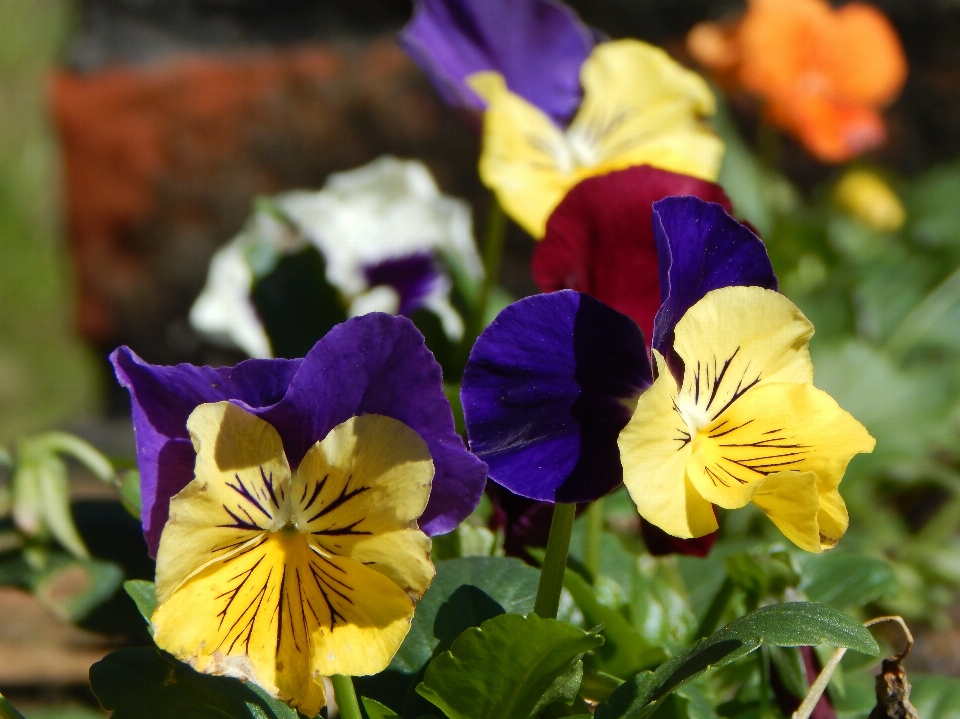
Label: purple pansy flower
xmin=462 ymin=291 xmax=650 ymax=504
xmin=461 ymin=196 xmax=776 ymax=505
xmin=112 ymin=313 xmax=488 ymax=556
xmin=400 ymin=0 xmax=597 ymax=126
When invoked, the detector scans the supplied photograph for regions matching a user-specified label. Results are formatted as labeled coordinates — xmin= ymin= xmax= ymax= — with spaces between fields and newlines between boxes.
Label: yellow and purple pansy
xmin=112 ymin=314 xmax=490 ymax=713
xmin=111 ymin=313 xmax=487 ymax=557
xmin=400 ymin=0 xmax=724 ymax=238
xmin=461 ymin=194 xmax=873 ymax=551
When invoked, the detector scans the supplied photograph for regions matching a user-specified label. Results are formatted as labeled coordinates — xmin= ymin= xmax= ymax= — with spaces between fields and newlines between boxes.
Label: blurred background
xmin=5 ymin=0 xmax=960 ymax=715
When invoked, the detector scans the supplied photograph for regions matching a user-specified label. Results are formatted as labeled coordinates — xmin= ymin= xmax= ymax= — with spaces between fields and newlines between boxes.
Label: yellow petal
xmin=815 ymin=479 xmax=849 ymax=549
xmin=293 ymin=414 xmax=435 ymax=598
xmin=619 ymin=352 xmax=718 ymax=538
xmin=751 ymin=471 xmax=822 ymax=552
xmin=672 ymin=287 xmax=815 ymax=429
xmin=156 ymin=402 xmax=292 ymax=603
xmin=571 ymin=40 xmax=723 ymax=181
xmin=153 ymin=531 xmax=416 ymax=717
xmin=687 ymin=382 xmax=874 ymax=510
xmin=468 ymin=71 xmax=572 ymax=238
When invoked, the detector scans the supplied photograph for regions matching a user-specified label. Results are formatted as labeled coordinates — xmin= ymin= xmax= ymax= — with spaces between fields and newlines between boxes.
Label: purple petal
xmin=257 ymin=313 xmax=487 ymax=536
xmin=111 ymin=314 xmax=486 ymax=555
xmin=363 ymin=252 xmax=441 ymax=316
xmin=462 ymin=291 xmax=651 ymax=503
xmin=399 ymin=0 xmax=596 ymax=126
xmin=651 ymin=197 xmax=778 ymax=374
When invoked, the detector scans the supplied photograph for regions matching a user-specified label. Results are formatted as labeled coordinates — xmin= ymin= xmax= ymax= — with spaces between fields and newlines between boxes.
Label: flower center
xmin=675 ymin=394 xmax=711 ymax=437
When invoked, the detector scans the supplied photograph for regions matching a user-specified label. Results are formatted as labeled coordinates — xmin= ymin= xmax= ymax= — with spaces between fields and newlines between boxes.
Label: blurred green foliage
xmin=0 ymin=0 xmax=98 ymax=441
xmin=716 ymin=100 xmax=960 ymax=626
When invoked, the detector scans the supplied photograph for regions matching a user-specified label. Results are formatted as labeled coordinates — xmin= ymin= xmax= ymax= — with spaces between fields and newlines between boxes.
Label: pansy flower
xmin=462 ymin=196 xmax=772 ymax=504
xmin=399 ymin=0 xmax=597 ymax=126
xmin=112 ymin=312 xmax=488 ymax=557
xmin=687 ymin=0 xmax=906 ymax=163
xmin=401 ymin=0 xmax=722 ymax=239
xmin=462 ymin=196 xmax=874 ymax=551
xmin=151 ymin=402 xmax=434 ymax=715
xmin=619 ymin=285 xmax=874 ymax=551
xmin=190 ymin=156 xmax=483 ymax=358
xmin=470 ymin=40 xmax=723 ymax=237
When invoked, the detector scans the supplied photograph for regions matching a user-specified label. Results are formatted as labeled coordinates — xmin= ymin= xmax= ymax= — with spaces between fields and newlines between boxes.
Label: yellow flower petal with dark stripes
xmin=619 ymin=286 xmax=874 ymax=552
xmin=151 ymin=402 xmax=434 ymax=717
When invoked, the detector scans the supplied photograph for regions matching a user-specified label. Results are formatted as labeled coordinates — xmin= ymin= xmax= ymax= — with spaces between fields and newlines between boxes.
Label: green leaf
xmin=767 ymin=646 xmax=808 ymax=700
xmin=89 ymin=646 xmax=300 ymax=719
xmin=579 ymin=670 xmax=624 ymax=704
xmin=355 ymin=556 xmax=539 ymax=715
xmin=596 ymin=602 xmax=879 ymax=719
xmin=0 ymin=693 xmax=27 ymax=719
xmin=117 ymin=470 xmax=142 ymax=520
xmin=31 ymin=556 xmax=123 ymax=622
xmin=390 ymin=557 xmax=539 ymax=674
xmin=123 ymin=579 xmax=157 ymax=634
xmin=417 ymin=613 xmax=602 ymax=719
xmin=798 ymin=552 xmax=896 ymax=609
xmin=361 ymin=698 xmax=402 ymax=719
xmin=650 ymin=687 xmax=719 ymax=719
xmin=34 ymin=431 xmax=115 ymax=483
xmin=563 ymin=569 xmax=666 ymax=677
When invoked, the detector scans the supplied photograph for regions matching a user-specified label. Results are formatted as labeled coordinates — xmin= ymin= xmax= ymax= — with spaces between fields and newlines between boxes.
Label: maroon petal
xmin=533 ymin=166 xmax=732 ymax=343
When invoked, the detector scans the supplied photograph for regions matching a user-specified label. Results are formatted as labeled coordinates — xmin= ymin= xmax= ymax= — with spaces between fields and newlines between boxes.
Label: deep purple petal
xmin=110 ymin=347 xmax=302 ymax=554
xmin=462 ymin=291 xmax=651 ymax=503
xmin=111 ymin=314 xmax=486 ymax=555
xmin=363 ymin=252 xmax=441 ymax=316
xmin=651 ymin=197 xmax=778 ymax=374
xmin=256 ymin=313 xmax=487 ymax=535
xmin=399 ymin=0 xmax=595 ymax=125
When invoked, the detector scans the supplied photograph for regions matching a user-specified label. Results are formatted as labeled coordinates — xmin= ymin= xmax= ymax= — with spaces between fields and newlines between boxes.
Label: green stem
xmin=331 ymin=675 xmax=363 ymax=719
xmin=0 ymin=694 xmax=26 ymax=719
xmin=534 ymin=503 xmax=577 ymax=619
xmin=470 ymin=197 xmax=507 ymax=341
xmin=583 ymin=498 xmax=604 ymax=580
xmin=694 ymin=577 xmax=735 ymax=639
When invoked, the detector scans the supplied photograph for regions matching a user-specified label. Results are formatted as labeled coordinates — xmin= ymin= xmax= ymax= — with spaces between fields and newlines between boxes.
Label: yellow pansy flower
xmin=469 ymin=39 xmax=724 ymax=238
xmin=151 ymin=402 xmax=435 ymax=717
xmin=618 ymin=286 xmax=874 ymax=552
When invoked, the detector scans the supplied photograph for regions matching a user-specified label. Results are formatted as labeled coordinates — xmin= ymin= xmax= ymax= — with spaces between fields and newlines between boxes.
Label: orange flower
xmin=688 ymin=0 xmax=906 ymax=163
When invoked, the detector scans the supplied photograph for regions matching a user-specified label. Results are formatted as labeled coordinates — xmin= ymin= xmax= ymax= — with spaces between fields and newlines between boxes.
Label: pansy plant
xmin=112 ymin=313 xmax=491 ymax=713
xmin=153 ymin=404 xmax=434 ymax=716
xmin=112 ymin=313 xmax=487 ymax=557
xmin=620 ymin=286 xmax=874 ymax=551
xmin=462 ymin=193 xmax=874 ymax=551
xmin=190 ymin=156 xmax=483 ymax=358
xmin=400 ymin=0 xmax=723 ymax=238
xmin=470 ymin=41 xmax=724 ymax=238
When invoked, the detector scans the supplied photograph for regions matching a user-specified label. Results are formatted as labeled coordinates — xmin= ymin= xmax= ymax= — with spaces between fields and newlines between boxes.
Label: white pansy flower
xmin=189 ymin=156 xmax=483 ymax=357
xmin=277 ymin=156 xmax=482 ymax=340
